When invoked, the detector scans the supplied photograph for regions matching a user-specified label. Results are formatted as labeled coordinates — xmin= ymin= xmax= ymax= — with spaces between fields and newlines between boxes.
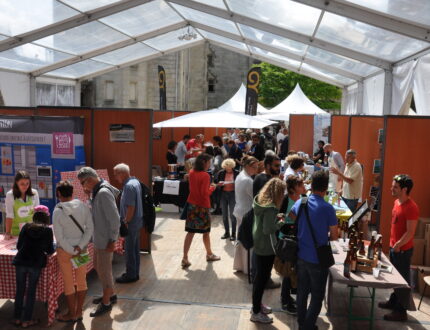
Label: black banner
xmin=245 ymin=67 xmax=261 ymax=116
xmin=158 ymin=65 xmax=167 ymax=110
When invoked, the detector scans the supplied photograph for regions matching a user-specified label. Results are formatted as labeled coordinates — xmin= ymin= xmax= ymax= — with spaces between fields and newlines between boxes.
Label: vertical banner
xmin=245 ymin=67 xmax=261 ymax=116
xmin=158 ymin=65 xmax=167 ymax=110
xmin=313 ymin=113 xmax=331 ymax=151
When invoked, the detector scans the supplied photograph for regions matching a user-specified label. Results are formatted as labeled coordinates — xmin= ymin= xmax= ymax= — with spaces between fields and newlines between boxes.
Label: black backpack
xmin=237 ymin=208 xmax=254 ymax=250
xmin=140 ymin=182 xmax=156 ymax=233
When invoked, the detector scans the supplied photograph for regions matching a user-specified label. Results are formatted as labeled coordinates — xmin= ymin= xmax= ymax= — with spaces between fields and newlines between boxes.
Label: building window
xmin=104 ymin=80 xmax=114 ymax=101
xmin=129 ymin=82 xmax=137 ymax=102
xmin=208 ymin=79 xmax=215 ymax=93
xmin=207 ymin=54 xmax=214 ymax=67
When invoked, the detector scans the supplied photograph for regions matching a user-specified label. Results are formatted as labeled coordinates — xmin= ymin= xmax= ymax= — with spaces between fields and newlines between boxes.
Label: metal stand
xmin=347 ymin=285 xmax=376 ymax=329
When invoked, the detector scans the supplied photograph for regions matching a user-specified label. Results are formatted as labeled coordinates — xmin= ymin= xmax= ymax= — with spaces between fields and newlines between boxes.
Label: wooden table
xmin=0 ymin=235 xmax=124 ymax=325
xmin=328 ymin=240 xmax=410 ymax=329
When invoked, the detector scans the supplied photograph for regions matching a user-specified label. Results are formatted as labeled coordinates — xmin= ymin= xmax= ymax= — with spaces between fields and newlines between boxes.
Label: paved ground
xmin=1 ymin=212 xmax=430 ymax=329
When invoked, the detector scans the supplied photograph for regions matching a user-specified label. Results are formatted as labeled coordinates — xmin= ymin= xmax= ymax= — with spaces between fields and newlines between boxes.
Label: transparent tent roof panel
xmin=344 ymin=0 xmax=430 ymax=28
xmin=100 ymin=0 xmax=183 ymax=37
xmin=0 ymin=43 xmax=72 ymax=72
xmin=317 ymin=12 xmax=430 ymax=62
xmin=239 ymin=24 xmax=307 ymax=56
xmin=172 ymin=4 xmax=240 ymax=36
xmin=61 ymin=0 xmax=122 ymax=12
xmin=225 ymin=0 xmax=321 ymax=36
xmin=35 ymin=21 xmax=129 ymax=55
xmin=306 ymin=47 xmax=379 ymax=77
xmin=47 ymin=59 xmax=112 ymax=79
xmin=92 ymin=43 xmax=159 ymax=65
xmin=191 ymin=0 xmax=227 ymax=10
xmin=301 ymin=62 xmax=355 ymax=86
xmin=144 ymin=28 xmax=203 ymax=52
xmin=250 ymin=46 xmax=301 ymax=69
xmin=198 ymin=30 xmax=248 ymax=52
xmin=0 ymin=0 xmax=78 ymax=37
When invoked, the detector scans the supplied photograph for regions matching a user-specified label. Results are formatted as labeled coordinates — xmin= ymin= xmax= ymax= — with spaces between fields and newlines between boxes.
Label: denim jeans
xmin=343 ymin=198 xmax=358 ymax=212
xmin=296 ymin=259 xmax=329 ymax=330
xmin=125 ymin=227 xmax=141 ymax=279
xmin=14 ymin=265 xmax=41 ymax=322
xmin=252 ymin=254 xmax=275 ymax=314
xmin=220 ymin=190 xmax=236 ymax=235
xmin=389 ymin=248 xmax=413 ymax=312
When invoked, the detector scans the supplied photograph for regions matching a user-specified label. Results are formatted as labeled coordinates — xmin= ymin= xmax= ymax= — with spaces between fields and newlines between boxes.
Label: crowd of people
xmin=1 ymin=124 xmax=420 ymax=329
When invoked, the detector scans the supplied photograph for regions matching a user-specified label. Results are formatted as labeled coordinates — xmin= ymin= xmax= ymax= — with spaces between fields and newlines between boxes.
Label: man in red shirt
xmin=186 ymin=134 xmax=204 ymax=159
xmin=379 ymin=174 xmax=419 ymax=321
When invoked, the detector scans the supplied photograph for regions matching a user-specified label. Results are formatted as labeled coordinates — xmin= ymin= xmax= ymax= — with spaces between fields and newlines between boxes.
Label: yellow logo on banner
xmin=159 ymin=70 xmax=165 ymax=89
xmin=247 ymin=70 xmax=260 ymax=93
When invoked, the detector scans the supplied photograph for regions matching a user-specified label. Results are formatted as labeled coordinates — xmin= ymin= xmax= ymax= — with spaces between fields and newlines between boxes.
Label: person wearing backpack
xmin=53 ymin=180 xmax=94 ymax=323
xmin=77 ymin=167 xmax=120 ymax=317
xmin=113 ymin=163 xmax=143 ymax=284
xmin=12 ymin=206 xmax=54 ymax=328
xmin=251 ymin=178 xmax=286 ymax=324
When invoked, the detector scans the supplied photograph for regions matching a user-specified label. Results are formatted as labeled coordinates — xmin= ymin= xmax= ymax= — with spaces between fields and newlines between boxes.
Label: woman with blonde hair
xmin=214 ymin=158 xmax=239 ymax=241
xmin=250 ymin=178 xmax=287 ymax=324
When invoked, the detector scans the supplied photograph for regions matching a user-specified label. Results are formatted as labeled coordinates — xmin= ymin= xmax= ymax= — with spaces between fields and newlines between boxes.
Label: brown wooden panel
xmin=349 ymin=116 xmax=384 ymax=222
xmin=289 ymin=114 xmax=314 ymax=155
xmin=0 ymin=107 xmax=35 ymax=116
xmin=93 ymin=110 xmax=151 ymax=187
xmin=37 ymin=107 xmax=93 ymax=167
xmin=153 ymin=111 xmax=174 ymax=172
xmin=330 ymin=115 xmax=349 ymax=157
xmin=379 ymin=116 xmax=430 ymax=251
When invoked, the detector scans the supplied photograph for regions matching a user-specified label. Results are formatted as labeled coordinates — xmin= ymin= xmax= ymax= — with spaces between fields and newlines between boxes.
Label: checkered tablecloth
xmin=0 ymin=235 xmax=124 ymax=325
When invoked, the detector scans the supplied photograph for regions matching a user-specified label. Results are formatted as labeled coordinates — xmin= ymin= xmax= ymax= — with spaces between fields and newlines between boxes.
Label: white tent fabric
xmin=153 ymin=109 xmax=275 ymax=128
xmin=258 ymin=84 xmax=327 ymax=121
xmin=217 ymin=84 xmax=270 ymax=114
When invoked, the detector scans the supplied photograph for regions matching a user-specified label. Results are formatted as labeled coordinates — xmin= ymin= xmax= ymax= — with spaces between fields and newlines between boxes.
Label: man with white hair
xmin=77 ymin=167 xmax=120 ymax=317
xmin=330 ymin=149 xmax=363 ymax=211
xmin=113 ymin=163 xmax=143 ymax=284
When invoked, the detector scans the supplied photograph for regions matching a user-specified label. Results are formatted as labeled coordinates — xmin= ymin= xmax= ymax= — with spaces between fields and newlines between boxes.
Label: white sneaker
xmin=250 ymin=312 xmax=273 ymax=324
xmin=261 ymin=304 xmax=272 ymax=314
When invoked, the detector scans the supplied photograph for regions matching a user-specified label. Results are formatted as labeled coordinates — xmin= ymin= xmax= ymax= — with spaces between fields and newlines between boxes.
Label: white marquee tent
xmin=0 ymin=0 xmax=429 ymax=115
xmin=217 ymin=84 xmax=270 ymax=114
xmin=153 ymin=108 xmax=275 ymax=128
xmin=258 ymin=84 xmax=327 ymax=121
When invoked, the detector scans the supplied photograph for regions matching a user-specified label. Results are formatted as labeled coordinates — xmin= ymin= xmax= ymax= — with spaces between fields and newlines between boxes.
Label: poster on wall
xmin=109 ymin=124 xmax=135 ymax=142
xmin=0 ymin=115 xmax=85 ymax=214
xmin=313 ymin=113 xmax=331 ymax=152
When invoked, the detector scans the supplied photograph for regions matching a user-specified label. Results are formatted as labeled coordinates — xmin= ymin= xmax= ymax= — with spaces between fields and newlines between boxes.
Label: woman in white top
xmin=4 ymin=171 xmax=40 ymax=240
xmin=233 ymin=156 xmax=259 ymax=274
xmin=53 ymin=181 xmax=93 ymax=322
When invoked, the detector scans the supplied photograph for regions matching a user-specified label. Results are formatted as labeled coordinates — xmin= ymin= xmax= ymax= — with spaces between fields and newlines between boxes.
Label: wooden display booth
xmin=289 ymin=114 xmax=314 ymax=155
xmin=330 ymin=115 xmax=350 ymax=157
xmin=0 ymin=106 xmax=153 ymax=252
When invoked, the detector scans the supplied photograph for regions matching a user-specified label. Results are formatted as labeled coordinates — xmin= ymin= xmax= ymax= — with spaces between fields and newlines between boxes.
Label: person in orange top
xmin=185 ymin=134 xmax=204 ymax=159
xmin=181 ymin=153 xmax=220 ymax=268
xmin=378 ymin=174 xmax=419 ymax=322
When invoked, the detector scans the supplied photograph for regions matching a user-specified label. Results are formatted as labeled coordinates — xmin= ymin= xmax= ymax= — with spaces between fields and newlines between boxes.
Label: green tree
xmin=256 ymin=62 xmax=342 ymax=110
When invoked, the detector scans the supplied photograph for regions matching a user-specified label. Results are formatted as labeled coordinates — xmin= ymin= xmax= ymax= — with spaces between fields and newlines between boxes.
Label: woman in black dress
xmin=167 ymin=141 xmax=178 ymax=164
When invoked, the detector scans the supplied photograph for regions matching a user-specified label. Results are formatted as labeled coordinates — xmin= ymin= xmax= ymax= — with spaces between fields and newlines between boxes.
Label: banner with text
xmin=245 ymin=67 xmax=261 ymax=116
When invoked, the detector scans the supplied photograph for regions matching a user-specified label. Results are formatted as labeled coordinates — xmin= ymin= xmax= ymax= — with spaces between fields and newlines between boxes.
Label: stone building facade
xmin=81 ymin=42 xmax=253 ymax=111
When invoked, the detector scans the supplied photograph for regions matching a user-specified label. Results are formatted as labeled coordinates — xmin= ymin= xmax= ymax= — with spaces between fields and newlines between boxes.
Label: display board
xmin=330 ymin=115 xmax=349 ymax=157
xmin=0 ymin=115 xmax=85 ymax=213
xmin=313 ymin=113 xmax=331 ymax=152
xmin=289 ymin=114 xmax=314 ymax=156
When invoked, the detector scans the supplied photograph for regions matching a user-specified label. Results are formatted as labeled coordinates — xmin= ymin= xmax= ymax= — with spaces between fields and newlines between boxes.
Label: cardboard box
xmin=417 ymin=266 xmax=430 ymax=298
xmin=412 ymin=239 xmax=425 ymax=265
xmin=415 ymin=218 xmax=430 ymax=239
xmin=425 ymin=225 xmax=430 ymax=266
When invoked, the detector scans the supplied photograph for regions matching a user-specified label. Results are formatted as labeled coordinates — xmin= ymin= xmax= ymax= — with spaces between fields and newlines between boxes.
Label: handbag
xmin=302 ymin=198 xmax=335 ymax=268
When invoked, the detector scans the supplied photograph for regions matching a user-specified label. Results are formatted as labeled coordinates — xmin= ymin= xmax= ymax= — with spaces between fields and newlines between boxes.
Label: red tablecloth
xmin=0 ymin=235 xmax=124 ymax=325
